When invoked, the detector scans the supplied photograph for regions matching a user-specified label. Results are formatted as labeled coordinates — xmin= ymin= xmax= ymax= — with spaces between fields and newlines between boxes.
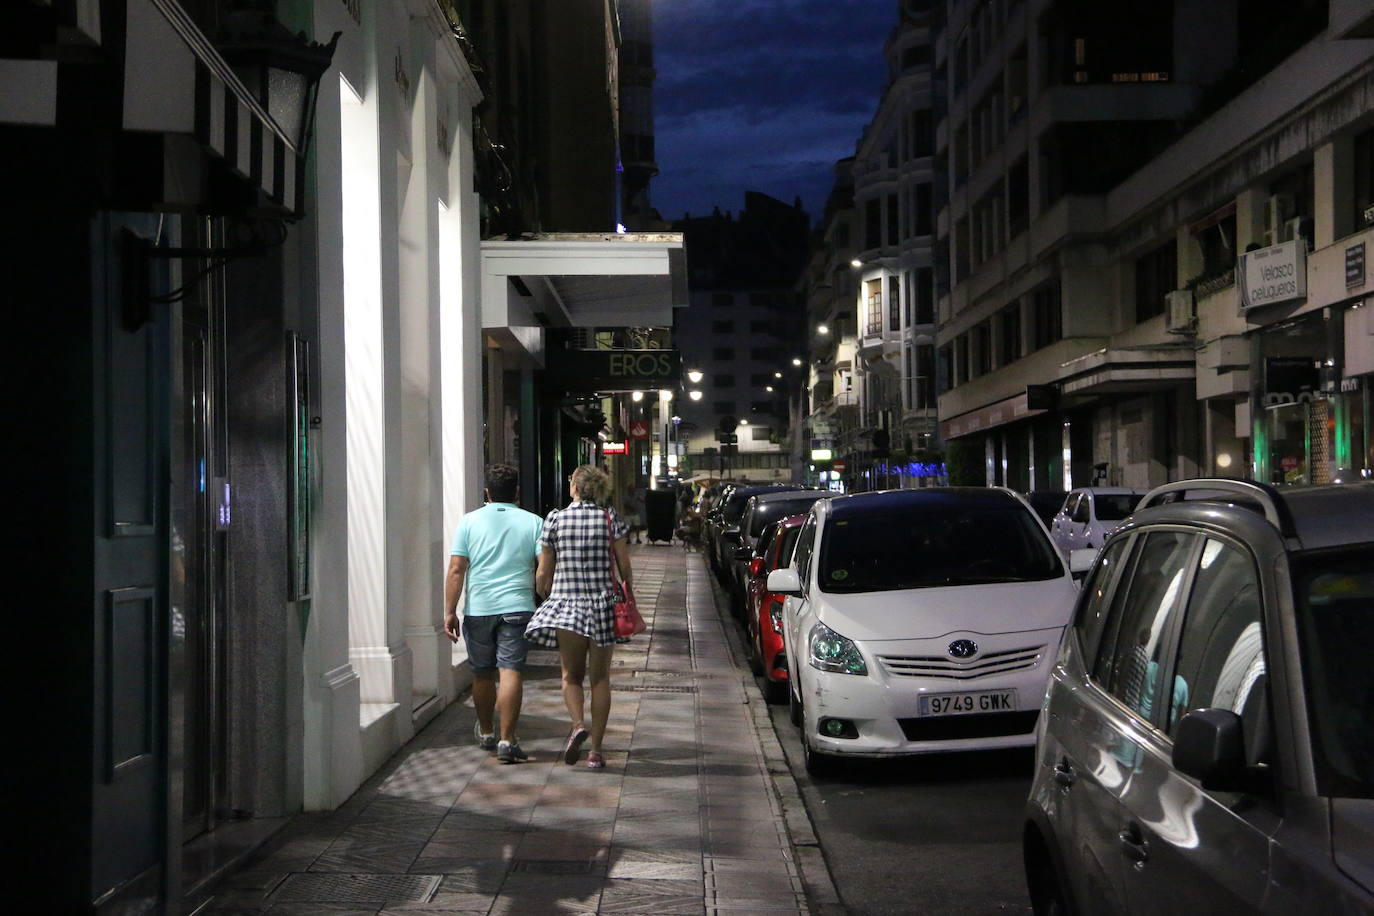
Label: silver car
xmin=1024 ymin=479 xmax=1374 ymax=914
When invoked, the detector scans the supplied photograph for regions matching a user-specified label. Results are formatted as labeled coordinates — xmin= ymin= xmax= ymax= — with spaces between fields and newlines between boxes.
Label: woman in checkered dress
xmin=526 ymin=465 xmax=633 ymax=769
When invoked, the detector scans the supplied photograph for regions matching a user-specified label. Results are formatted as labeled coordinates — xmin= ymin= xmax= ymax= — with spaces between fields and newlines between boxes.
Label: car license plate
xmin=919 ymin=689 xmax=1017 ymax=717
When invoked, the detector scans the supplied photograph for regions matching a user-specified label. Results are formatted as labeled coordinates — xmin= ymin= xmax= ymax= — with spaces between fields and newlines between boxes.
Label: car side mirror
xmin=1069 ymin=548 xmax=1096 ymax=579
xmin=1172 ymin=708 xmax=1247 ymax=790
xmin=733 ymin=545 xmax=752 ymax=560
xmin=748 ymin=558 xmax=764 ymax=577
xmin=767 ymin=568 xmax=802 ymax=596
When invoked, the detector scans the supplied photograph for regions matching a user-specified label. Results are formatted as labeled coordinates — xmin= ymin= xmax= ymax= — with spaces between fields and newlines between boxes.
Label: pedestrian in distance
xmin=443 ymin=464 xmax=544 ymax=764
xmin=526 ymin=465 xmax=633 ymax=769
xmin=623 ymin=483 xmax=646 ymax=544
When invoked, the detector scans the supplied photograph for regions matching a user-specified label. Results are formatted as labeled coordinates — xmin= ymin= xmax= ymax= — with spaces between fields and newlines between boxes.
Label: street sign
xmin=833 ymin=460 xmax=847 ymax=472
xmin=629 ymin=421 xmax=649 ymax=439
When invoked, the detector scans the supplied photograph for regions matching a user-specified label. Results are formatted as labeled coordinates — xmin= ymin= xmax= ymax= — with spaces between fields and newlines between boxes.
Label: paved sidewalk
xmin=197 ymin=546 xmax=835 ymax=915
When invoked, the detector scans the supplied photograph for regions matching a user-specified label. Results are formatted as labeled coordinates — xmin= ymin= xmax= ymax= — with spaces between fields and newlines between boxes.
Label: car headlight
xmin=808 ymin=622 xmax=868 ymax=675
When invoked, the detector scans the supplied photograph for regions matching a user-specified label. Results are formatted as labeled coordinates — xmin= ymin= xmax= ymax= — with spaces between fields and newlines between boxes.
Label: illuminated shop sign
xmin=1239 ymin=239 xmax=1307 ymax=311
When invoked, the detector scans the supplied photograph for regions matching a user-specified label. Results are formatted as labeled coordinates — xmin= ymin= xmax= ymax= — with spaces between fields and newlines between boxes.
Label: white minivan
xmin=770 ymin=488 xmax=1078 ymax=776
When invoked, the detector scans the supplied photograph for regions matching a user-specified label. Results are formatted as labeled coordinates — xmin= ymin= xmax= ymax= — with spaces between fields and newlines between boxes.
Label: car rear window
xmin=1292 ymin=545 xmax=1374 ymax=799
xmin=1094 ymin=494 xmax=1139 ymax=521
xmin=749 ymin=496 xmax=824 ymax=536
xmin=773 ymin=525 xmax=803 ymax=571
xmin=818 ymin=504 xmax=1063 ymax=593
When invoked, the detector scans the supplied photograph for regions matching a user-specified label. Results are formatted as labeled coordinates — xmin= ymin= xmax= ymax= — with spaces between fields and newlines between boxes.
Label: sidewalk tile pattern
xmin=196 ymin=547 xmax=810 ymax=915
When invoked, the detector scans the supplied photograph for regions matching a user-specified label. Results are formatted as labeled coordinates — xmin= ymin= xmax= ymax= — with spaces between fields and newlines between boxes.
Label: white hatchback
xmin=769 ymin=488 xmax=1078 ymax=776
xmin=1048 ymin=487 xmax=1143 ymax=556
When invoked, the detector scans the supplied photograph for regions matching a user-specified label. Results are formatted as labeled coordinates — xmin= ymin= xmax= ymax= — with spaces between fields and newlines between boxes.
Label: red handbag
xmin=605 ymin=511 xmax=646 ymax=637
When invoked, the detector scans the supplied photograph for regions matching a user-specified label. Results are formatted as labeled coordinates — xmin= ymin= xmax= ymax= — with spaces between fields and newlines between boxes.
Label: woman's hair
xmin=570 ymin=465 xmax=611 ymax=506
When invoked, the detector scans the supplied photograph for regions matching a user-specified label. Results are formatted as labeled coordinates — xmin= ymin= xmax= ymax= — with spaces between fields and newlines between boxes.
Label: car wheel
xmin=745 ymin=626 xmax=763 ymax=675
xmin=802 ymin=728 xmax=837 ymax=778
xmin=1025 ymin=838 xmax=1072 ymax=916
xmin=762 ymin=678 xmax=787 ymax=705
xmin=788 ymin=681 xmax=804 ymax=727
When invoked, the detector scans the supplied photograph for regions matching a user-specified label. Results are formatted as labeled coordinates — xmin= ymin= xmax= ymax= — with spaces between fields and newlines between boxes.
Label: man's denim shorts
xmin=463 ymin=612 xmax=533 ymax=672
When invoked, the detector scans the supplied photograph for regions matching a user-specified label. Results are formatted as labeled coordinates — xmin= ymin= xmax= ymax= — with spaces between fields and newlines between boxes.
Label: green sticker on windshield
xmin=831 ymin=569 xmax=849 ymax=580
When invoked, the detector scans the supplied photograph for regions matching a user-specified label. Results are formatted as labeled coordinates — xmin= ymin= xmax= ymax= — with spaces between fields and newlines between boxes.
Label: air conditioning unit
xmin=1166 ymin=289 xmax=1195 ymax=333
xmin=1263 ymin=194 xmax=1295 ymax=234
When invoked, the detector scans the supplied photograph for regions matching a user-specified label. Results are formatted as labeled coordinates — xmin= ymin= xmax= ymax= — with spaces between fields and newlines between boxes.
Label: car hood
xmin=811 ymin=577 xmax=1076 ymax=642
xmin=1333 ymin=798 xmax=1374 ymax=896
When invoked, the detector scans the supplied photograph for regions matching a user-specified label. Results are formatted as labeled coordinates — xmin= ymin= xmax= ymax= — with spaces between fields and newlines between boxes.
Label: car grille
xmin=877 ymin=645 xmax=1046 ymax=680
xmin=898 ymin=710 xmax=1039 ymax=741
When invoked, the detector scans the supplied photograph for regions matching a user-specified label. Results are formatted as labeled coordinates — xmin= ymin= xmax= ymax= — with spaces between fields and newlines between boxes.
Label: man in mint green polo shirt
xmin=443 ymin=464 xmax=544 ymax=763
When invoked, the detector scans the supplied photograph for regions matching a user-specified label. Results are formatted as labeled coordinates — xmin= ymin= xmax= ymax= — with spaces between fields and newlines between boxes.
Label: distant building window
xmin=865 ymin=198 xmax=882 ymax=250
xmin=712 ymin=320 xmax=735 ymax=334
xmin=914 ymin=183 xmax=933 ymax=236
xmin=715 ymin=401 xmax=736 ymax=414
xmin=1355 ymin=128 xmax=1374 ymax=231
xmin=999 ymin=304 xmax=1022 ymax=365
xmin=915 ymin=267 xmax=934 ymax=324
xmin=716 ymin=374 xmax=736 ymax=388
xmin=938 ymin=344 xmax=953 ymax=392
xmin=750 ymin=346 xmax=777 ymax=360
xmin=915 ymin=344 xmax=935 ymax=407
xmin=912 ymin=109 xmax=933 ymax=157
xmin=749 ymin=320 xmax=770 ymax=333
xmin=889 ymin=275 xmax=902 ymax=332
xmin=901 ymin=44 xmax=932 ymax=69
xmin=1134 ymin=241 xmax=1177 ymax=323
xmin=713 ymin=347 xmax=736 ymax=360
xmin=1031 ymin=282 xmax=1062 ymax=350
xmin=1192 ymin=213 xmax=1236 ymax=281
xmin=751 ymin=401 xmax=773 ymax=414
xmin=887 ymin=193 xmax=899 ymax=246
xmin=751 ymin=427 xmax=772 ymax=441
xmin=750 ymin=373 xmax=769 ymax=385
xmin=973 ymin=322 xmax=992 ymax=376
xmin=1008 ymin=156 xmax=1030 ymax=237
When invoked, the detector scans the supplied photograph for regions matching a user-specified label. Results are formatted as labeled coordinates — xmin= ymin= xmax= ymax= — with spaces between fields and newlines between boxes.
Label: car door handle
xmin=1118 ymin=824 xmax=1149 ymax=865
xmin=1052 ymin=761 xmax=1075 ymax=788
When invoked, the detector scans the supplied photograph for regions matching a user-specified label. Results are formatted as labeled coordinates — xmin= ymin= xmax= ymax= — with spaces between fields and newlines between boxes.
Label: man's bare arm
xmin=443 ymin=555 xmax=469 ymax=643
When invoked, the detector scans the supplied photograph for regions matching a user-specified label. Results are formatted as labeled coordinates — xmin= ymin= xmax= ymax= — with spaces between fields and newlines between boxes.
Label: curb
xmin=711 ymin=577 xmax=845 ymax=915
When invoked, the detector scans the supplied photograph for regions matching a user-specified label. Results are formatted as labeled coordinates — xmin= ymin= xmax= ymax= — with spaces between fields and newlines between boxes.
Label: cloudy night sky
xmin=652 ymin=0 xmax=896 ymax=225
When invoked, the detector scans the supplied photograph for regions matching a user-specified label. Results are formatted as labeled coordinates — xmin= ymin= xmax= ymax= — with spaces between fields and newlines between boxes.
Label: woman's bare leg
xmin=586 ymin=642 xmax=615 ymax=752
xmin=557 ymin=630 xmax=590 ymax=729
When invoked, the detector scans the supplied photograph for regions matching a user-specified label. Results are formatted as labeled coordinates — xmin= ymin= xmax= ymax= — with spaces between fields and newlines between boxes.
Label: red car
xmin=743 ymin=513 xmax=809 ymax=703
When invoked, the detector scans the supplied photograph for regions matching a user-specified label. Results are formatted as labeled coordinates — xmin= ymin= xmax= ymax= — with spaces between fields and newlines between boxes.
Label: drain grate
xmin=613 ymin=683 xmax=697 ymax=693
xmin=509 ymin=859 xmax=603 ymax=875
xmin=272 ymin=873 xmax=440 ymax=904
xmin=631 ymin=670 xmax=714 ymax=679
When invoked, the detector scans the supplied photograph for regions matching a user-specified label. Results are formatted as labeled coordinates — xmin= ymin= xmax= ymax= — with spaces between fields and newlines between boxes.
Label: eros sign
xmin=545 ymin=348 xmax=683 ymax=393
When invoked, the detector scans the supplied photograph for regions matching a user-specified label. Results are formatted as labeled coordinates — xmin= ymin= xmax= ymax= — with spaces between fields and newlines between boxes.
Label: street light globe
xmin=686 ymin=368 xmax=704 ymax=384
xmin=631 ymin=391 xmax=643 ymax=402
xmin=791 ymin=357 xmax=803 ymax=367
xmin=774 ymin=371 xmax=783 ymax=379
xmin=765 ymin=385 xmax=774 ymax=392
xmin=817 ymin=324 xmax=830 ymax=335
xmin=739 ymin=418 xmax=750 ymax=426
xmin=659 ymin=389 xmax=674 ymax=402
xmin=850 ymin=258 xmax=862 ymax=268
xmin=688 ymin=389 xmax=703 ymax=401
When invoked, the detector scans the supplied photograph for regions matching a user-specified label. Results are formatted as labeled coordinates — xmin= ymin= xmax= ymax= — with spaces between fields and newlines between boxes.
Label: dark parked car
xmin=1024 ymin=478 xmax=1374 ymax=914
xmin=725 ymin=489 xmax=829 ymax=615
xmin=707 ymin=483 xmax=804 ymax=580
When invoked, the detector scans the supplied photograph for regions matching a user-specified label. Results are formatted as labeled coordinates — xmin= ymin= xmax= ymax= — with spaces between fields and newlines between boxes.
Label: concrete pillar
xmin=1234 ymin=187 xmax=1266 ymax=252
xmin=1314 ymin=137 xmax=1355 ymax=250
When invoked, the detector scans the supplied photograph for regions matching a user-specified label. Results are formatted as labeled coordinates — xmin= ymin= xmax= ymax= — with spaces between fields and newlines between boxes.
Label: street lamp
xmin=791 ymin=357 xmax=803 ymax=367
xmin=774 ymin=371 xmax=783 ymax=379
xmin=850 ymin=258 xmax=862 ymax=268
xmin=817 ymin=324 xmax=830 ymax=335
xmin=688 ymin=389 xmax=703 ymax=401
xmin=686 ymin=368 xmax=704 ymax=384
xmin=659 ymin=390 xmax=674 ymax=402
xmin=631 ymin=390 xmax=644 ymax=402
xmin=765 ymin=385 xmax=774 ymax=393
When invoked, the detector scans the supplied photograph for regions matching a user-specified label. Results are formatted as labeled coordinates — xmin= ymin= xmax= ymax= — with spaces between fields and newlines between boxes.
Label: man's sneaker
xmin=496 ymin=740 xmax=528 ymax=764
xmin=474 ymin=721 xmax=496 ymax=751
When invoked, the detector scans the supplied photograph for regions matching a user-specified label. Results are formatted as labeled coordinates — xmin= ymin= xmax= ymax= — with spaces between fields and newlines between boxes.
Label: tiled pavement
xmin=195 ymin=546 xmax=840 ymax=915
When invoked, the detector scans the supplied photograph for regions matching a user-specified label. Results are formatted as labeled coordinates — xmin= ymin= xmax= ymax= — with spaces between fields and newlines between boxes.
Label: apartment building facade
xmin=933 ymin=0 xmax=1374 ymax=490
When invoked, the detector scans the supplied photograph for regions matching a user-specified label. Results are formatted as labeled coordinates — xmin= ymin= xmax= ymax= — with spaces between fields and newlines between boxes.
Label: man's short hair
xmin=486 ymin=464 xmax=519 ymax=502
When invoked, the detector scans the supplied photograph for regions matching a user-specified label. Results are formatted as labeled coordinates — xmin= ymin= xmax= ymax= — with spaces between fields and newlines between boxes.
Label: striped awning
xmin=123 ymin=0 xmax=300 ymax=213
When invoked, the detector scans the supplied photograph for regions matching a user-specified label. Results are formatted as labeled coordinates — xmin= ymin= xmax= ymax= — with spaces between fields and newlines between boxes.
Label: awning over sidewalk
xmin=123 ymin=0 xmax=299 ymax=211
xmin=480 ymin=232 xmax=688 ymax=362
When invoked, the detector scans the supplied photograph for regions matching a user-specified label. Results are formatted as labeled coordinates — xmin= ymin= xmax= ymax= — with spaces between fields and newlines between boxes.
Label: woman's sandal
xmin=562 ymin=725 xmax=590 ymax=765
xmin=585 ymin=750 xmax=605 ymax=769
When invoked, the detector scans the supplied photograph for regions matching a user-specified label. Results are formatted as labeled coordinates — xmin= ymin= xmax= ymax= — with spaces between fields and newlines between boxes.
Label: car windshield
xmin=1094 ymin=494 xmax=1139 ymax=521
xmin=749 ymin=496 xmax=823 ymax=536
xmin=1292 ymin=545 xmax=1374 ymax=799
xmin=818 ymin=505 xmax=1063 ymax=592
